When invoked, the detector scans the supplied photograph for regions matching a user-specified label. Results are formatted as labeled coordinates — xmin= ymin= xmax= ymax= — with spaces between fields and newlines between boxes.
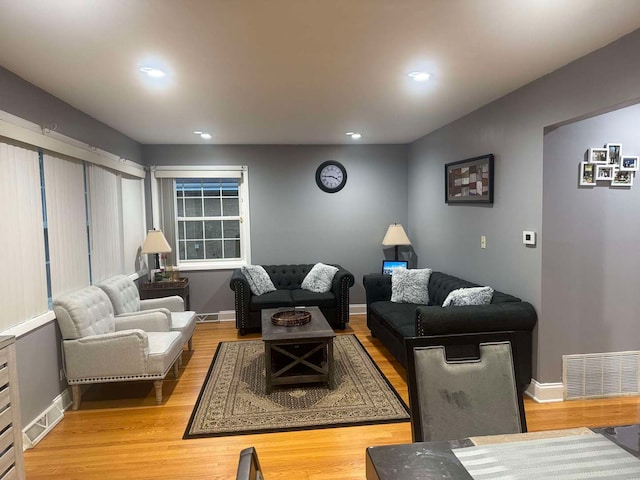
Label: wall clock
xmin=315 ymin=160 xmax=347 ymax=193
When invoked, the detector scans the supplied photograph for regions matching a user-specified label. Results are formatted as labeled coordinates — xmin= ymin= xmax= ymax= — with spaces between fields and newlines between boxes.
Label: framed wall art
xmin=611 ymin=169 xmax=634 ymax=187
xmin=579 ymin=162 xmax=596 ymax=186
xmin=589 ymin=147 xmax=608 ymax=164
xmin=620 ymin=156 xmax=639 ymax=172
xmin=445 ymin=154 xmax=494 ymax=204
xmin=595 ymin=164 xmax=615 ymax=181
xmin=606 ymin=143 xmax=622 ymax=164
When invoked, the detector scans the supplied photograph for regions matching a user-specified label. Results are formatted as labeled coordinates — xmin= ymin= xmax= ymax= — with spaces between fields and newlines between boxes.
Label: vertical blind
xmin=44 ymin=153 xmax=90 ymax=297
xmin=0 ymin=139 xmax=147 ymax=333
xmin=87 ymin=163 xmax=124 ymax=284
xmin=0 ymin=142 xmax=48 ymax=331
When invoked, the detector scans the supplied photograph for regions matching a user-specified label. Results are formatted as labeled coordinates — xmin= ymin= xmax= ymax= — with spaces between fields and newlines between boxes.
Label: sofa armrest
xmin=330 ymin=266 xmax=355 ymax=328
xmin=230 ymin=268 xmax=251 ymax=331
xmin=63 ymin=330 xmax=150 ymax=380
xmin=363 ymin=274 xmax=392 ymax=304
xmin=416 ymin=302 xmax=537 ymax=336
xmin=140 ymin=296 xmax=184 ymax=312
xmin=114 ymin=310 xmax=171 ymax=332
xmin=331 ymin=267 xmax=355 ymax=293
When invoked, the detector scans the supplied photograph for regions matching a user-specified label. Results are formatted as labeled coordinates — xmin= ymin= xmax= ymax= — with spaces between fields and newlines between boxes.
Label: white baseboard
xmin=349 ymin=304 xmax=366 ymax=316
xmin=219 ymin=310 xmax=236 ymax=322
xmin=526 ymin=379 xmax=564 ymax=403
xmin=22 ymin=388 xmax=72 ymax=450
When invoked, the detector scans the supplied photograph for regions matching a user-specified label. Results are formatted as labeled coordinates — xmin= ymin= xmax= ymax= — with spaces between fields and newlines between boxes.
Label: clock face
xmin=316 ymin=161 xmax=347 ymax=193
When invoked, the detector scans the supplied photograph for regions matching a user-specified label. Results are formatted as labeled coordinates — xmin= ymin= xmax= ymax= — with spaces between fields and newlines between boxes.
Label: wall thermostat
xmin=522 ymin=230 xmax=536 ymax=246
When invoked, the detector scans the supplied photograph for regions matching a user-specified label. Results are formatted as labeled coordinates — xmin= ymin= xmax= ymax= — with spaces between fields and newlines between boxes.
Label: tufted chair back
xmin=428 ymin=272 xmax=521 ymax=307
xmin=98 ymin=274 xmax=141 ymax=314
xmin=53 ymin=286 xmax=116 ymax=339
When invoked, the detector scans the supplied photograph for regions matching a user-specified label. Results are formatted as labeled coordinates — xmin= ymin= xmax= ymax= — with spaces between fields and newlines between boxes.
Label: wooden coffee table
xmin=261 ymin=307 xmax=336 ymax=394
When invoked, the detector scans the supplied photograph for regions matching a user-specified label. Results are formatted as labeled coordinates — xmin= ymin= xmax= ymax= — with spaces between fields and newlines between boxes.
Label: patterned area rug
xmin=184 ymin=334 xmax=409 ymax=438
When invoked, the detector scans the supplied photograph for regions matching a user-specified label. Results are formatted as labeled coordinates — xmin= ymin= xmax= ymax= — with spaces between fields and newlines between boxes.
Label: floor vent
xmin=196 ymin=312 xmax=219 ymax=322
xmin=563 ymin=351 xmax=640 ymax=400
xmin=22 ymin=390 xmax=70 ymax=449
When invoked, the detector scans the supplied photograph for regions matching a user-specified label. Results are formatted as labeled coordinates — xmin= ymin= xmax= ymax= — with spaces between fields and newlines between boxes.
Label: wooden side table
xmin=139 ymin=277 xmax=191 ymax=310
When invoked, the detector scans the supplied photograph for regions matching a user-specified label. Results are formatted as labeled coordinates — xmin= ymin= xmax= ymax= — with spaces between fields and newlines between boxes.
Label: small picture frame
xmin=619 ymin=155 xmax=639 ymax=172
xmin=589 ymin=148 xmax=608 ymax=164
xmin=605 ymin=143 xmax=622 ymax=165
xmin=595 ymin=164 xmax=615 ymax=181
xmin=579 ymin=162 xmax=596 ymax=186
xmin=611 ymin=169 xmax=634 ymax=187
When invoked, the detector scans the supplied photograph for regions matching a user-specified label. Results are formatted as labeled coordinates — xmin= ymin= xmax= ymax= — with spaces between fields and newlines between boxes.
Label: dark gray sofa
xmin=363 ymin=271 xmax=537 ymax=386
xmin=230 ymin=264 xmax=355 ymax=335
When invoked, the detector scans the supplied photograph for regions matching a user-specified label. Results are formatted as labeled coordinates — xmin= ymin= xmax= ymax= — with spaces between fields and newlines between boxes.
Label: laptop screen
xmin=382 ymin=260 xmax=408 ymax=275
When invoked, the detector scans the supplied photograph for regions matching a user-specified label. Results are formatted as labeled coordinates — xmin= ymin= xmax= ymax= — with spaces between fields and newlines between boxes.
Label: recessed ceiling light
xmin=139 ymin=66 xmax=167 ymax=78
xmin=346 ymin=132 xmax=363 ymax=140
xmin=408 ymin=71 xmax=431 ymax=82
xmin=193 ymin=131 xmax=203 ymax=135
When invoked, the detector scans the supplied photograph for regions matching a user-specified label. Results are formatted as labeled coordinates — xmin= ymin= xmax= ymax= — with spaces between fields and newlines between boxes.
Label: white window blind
xmin=43 ymin=153 xmax=90 ymax=297
xmin=121 ymin=176 xmax=146 ymax=275
xmin=87 ymin=163 xmax=123 ymax=283
xmin=0 ymin=142 xmax=48 ymax=331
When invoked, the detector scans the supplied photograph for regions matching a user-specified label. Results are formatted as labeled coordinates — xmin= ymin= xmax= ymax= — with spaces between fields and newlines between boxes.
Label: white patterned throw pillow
xmin=241 ymin=265 xmax=277 ymax=295
xmin=442 ymin=286 xmax=494 ymax=307
xmin=390 ymin=268 xmax=432 ymax=304
xmin=301 ymin=263 xmax=339 ymax=293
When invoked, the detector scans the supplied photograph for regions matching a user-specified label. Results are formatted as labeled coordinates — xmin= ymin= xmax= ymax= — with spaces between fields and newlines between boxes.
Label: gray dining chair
xmin=236 ymin=447 xmax=264 ymax=480
xmin=405 ymin=331 xmax=526 ymax=442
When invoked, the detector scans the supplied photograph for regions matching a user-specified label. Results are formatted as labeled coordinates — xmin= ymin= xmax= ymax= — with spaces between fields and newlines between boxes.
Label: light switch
xmin=481 ymin=235 xmax=486 ymax=249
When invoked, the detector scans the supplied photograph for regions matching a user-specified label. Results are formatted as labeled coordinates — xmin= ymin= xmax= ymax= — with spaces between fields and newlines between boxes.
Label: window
xmin=176 ymin=178 xmax=241 ymax=261
xmin=155 ymin=166 xmax=251 ymax=270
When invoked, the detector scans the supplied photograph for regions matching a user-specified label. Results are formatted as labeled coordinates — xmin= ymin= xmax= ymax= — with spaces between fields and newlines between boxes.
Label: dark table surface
xmin=366 ymin=425 xmax=640 ymax=480
xmin=261 ymin=307 xmax=335 ymax=341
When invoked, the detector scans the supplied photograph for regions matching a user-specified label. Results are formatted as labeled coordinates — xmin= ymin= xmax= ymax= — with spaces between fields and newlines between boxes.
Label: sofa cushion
xmin=291 ymin=289 xmax=335 ymax=308
xmin=249 ymin=289 xmax=294 ymax=311
xmin=242 ymin=265 xmax=277 ymax=295
xmin=301 ymin=262 xmax=339 ymax=293
xmin=370 ymin=301 xmax=418 ymax=338
xmin=443 ymin=286 xmax=494 ymax=307
xmin=391 ymin=268 xmax=432 ymax=304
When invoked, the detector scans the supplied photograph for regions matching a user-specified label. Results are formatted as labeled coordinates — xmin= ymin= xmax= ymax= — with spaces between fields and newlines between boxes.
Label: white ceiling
xmin=0 ymin=1 xmax=639 ymax=145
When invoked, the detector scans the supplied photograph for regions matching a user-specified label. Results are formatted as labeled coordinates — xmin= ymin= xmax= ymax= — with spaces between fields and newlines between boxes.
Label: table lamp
xmin=382 ymin=223 xmax=411 ymax=261
xmin=141 ymin=229 xmax=172 ymax=279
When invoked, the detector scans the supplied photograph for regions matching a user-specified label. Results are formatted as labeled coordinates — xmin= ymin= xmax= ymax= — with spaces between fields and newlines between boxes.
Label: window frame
xmin=154 ymin=165 xmax=251 ymax=271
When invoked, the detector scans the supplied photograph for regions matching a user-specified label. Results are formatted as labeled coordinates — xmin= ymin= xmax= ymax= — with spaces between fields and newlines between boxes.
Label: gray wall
xmin=0 ymin=66 xmax=142 ymax=163
xmin=407 ymin=28 xmax=640 ymax=382
xmin=542 ymin=103 xmax=640 ymax=381
xmin=143 ymin=144 xmax=409 ymax=312
xmin=0 ymin=66 xmax=144 ymax=427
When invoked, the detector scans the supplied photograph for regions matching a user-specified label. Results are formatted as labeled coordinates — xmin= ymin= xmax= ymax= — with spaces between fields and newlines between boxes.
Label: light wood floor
xmin=24 ymin=316 xmax=640 ymax=479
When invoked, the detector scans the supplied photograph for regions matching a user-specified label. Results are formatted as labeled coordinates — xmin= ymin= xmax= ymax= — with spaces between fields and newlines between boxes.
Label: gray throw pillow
xmin=301 ymin=263 xmax=339 ymax=293
xmin=442 ymin=286 xmax=494 ymax=307
xmin=241 ymin=265 xmax=277 ymax=296
xmin=390 ymin=268 xmax=432 ymax=304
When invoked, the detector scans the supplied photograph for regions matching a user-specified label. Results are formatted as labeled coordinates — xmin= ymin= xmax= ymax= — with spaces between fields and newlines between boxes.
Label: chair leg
xmin=173 ymin=362 xmax=180 ymax=378
xmin=188 ymin=337 xmax=193 ymax=350
xmin=71 ymin=384 xmax=82 ymax=411
xmin=153 ymin=380 xmax=163 ymax=404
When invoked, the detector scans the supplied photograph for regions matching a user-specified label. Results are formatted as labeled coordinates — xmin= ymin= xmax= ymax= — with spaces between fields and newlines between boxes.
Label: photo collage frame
xmin=579 ymin=143 xmax=638 ymax=188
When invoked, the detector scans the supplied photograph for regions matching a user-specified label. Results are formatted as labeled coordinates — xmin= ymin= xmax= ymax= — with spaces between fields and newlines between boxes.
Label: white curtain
xmin=87 ymin=163 xmax=123 ymax=283
xmin=121 ymin=176 xmax=146 ymax=274
xmin=44 ymin=153 xmax=90 ymax=298
xmin=0 ymin=142 xmax=48 ymax=331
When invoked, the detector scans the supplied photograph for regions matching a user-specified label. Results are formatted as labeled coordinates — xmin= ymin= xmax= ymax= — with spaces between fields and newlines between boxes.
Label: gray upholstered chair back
xmin=53 ymin=286 xmax=116 ymax=339
xmin=98 ymin=274 xmax=141 ymax=314
xmin=405 ymin=332 xmax=526 ymax=442
xmin=236 ymin=447 xmax=263 ymax=480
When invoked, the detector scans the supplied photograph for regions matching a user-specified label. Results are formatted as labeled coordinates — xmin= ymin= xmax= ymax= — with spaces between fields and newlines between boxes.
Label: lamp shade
xmin=382 ymin=224 xmax=411 ymax=246
xmin=141 ymin=229 xmax=172 ymax=254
